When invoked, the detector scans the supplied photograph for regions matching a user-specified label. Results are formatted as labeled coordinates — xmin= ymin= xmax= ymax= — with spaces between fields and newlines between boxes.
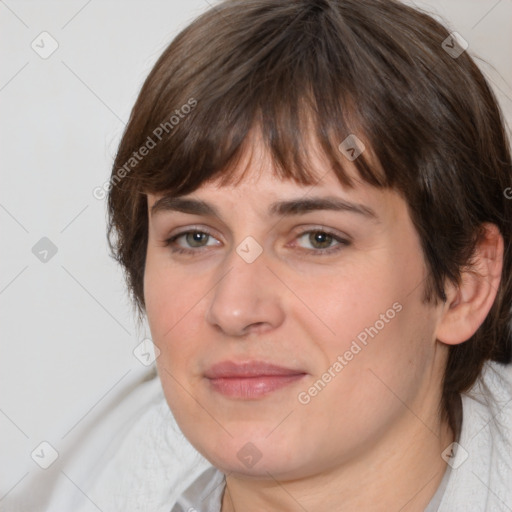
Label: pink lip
xmin=205 ymin=361 xmax=307 ymax=399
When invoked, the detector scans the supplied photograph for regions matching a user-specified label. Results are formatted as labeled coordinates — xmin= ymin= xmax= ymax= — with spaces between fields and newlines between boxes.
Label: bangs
xmin=145 ymin=96 xmax=386 ymax=196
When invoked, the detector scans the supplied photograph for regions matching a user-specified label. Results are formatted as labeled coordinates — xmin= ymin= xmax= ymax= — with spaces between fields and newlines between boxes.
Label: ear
xmin=436 ymin=223 xmax=504 ymax=345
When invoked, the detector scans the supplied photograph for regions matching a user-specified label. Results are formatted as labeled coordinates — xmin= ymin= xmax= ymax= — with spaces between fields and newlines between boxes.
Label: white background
xmin=1 ymin=0 xmax=511 ymax=509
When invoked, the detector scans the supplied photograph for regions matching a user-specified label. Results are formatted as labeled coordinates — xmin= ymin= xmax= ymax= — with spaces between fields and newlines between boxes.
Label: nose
xmin=205 ymin=247 xmax=285 ymax=337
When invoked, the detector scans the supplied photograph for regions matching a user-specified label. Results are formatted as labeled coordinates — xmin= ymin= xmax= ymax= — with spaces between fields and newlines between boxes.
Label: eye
xmin=294 ymin=229 xmax=350 ymax=254
xmin=164 ymin=229 xmax=220 ymax=254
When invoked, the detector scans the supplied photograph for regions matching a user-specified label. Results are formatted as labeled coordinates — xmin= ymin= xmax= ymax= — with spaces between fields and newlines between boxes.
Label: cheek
xmin=145 ymin=266 xmax=205 ymax=415
xmin=143 ymin=256 xmax=207 ymax=387
xmin=296 ymin=302 xmax=433 ymax=453
xmin=320 ymin=290 xmax=434 ymax=420
xmin=144 ymin=249 xmax=200 ymax=338
xmin=310 ymin=248 xmax=431 ymax=388
xmin=307 ymin=264 xmax=398 ymax=349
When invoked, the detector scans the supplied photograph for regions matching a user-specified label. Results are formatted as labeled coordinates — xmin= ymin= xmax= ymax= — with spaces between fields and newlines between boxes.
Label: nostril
xmin=243 ymin=321 xmax=271 ymax=336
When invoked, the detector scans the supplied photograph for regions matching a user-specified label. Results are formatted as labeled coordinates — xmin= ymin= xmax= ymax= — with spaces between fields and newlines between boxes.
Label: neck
xmin=221 ymin=410 xmax=454 ymax=512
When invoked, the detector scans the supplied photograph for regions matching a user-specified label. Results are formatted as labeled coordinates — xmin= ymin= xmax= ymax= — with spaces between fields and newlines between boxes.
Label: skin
xmin=143 ymin=131 xmax=503 ymax=511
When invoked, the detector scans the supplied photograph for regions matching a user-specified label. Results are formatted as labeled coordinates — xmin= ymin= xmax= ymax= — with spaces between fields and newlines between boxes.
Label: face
xmin=144 ymin=134 xmax=447 ymax=480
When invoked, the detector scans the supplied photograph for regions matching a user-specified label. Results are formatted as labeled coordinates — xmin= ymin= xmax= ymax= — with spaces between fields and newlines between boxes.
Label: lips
xmin=204 ymin=361 xmax=307 ymax=399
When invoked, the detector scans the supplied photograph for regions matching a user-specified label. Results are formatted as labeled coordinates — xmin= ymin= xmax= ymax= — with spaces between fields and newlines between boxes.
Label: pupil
xmin=311 ymin=232 xmax=332 ymax=248
xmin=188 ymin=232 xmax=207 ymax=246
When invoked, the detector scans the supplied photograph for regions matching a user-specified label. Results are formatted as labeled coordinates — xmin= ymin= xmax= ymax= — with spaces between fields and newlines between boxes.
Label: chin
xmin=188 ymin=430 xmax=312 ymax=479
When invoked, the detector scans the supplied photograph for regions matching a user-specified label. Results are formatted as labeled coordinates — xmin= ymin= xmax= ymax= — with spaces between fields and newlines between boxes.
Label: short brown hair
xmin=106 ymin=0 xmax=512 ymax=431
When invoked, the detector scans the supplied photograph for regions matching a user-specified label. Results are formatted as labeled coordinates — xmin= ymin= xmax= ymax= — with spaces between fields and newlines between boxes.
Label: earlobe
xmin=436 ymin=223 xmax=504 ymax=346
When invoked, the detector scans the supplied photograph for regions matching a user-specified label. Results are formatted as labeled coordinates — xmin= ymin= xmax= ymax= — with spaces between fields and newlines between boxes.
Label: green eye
xmin=164 ymin=229 xmax=219 ymax=254
xmin=184 ymin=232 xmax=210 ymax=247
xmin=295 ymin=230 xmax=349 ymax=253
xmin=307 ymin=231 xmax=335 ymax=249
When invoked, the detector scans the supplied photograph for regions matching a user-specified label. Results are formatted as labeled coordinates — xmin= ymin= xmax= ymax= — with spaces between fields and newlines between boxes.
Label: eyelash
xmin=163 ymin=228 xmax=351 ymax=256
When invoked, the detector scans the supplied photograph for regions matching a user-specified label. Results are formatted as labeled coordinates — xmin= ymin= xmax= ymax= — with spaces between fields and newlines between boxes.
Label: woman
xmin=79 ymin=0 xmax=512 ymax=510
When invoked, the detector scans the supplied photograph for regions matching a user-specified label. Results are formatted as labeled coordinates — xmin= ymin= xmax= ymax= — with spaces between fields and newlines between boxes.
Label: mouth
xmin=204 ymin=360 xmax=307 ymax=399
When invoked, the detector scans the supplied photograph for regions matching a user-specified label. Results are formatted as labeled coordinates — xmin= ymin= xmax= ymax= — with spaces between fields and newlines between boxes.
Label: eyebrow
xmin=150 ymin=195 xmax=378 ymax=221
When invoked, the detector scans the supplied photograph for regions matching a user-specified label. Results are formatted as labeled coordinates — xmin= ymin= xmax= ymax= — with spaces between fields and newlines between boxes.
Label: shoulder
xmin=439 ymin=362 xmax=512 ymax=512
xmin=67 ymin=371 xmax=213 ymax=512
